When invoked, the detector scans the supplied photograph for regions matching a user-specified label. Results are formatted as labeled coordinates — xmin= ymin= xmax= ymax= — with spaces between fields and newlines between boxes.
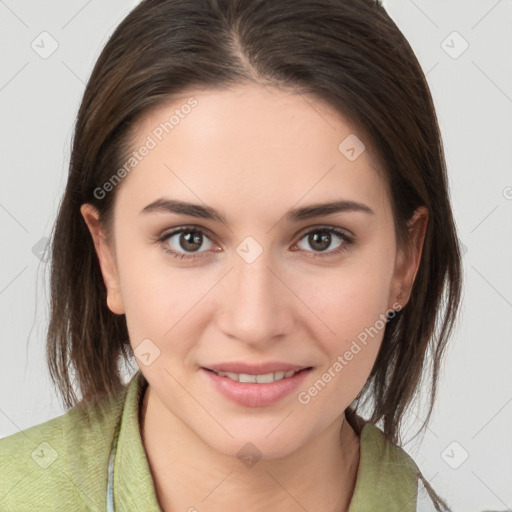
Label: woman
xmin=0 ymin=0 xmax=462 ymax=510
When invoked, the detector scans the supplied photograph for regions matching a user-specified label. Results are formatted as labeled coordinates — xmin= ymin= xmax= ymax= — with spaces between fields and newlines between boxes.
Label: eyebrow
xmin=140 ymin=198 xmax=374 ymax=224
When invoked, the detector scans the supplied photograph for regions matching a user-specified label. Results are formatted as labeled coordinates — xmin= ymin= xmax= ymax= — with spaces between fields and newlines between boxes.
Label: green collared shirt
xmin=0 ymin=371 xmax=436 ymax=511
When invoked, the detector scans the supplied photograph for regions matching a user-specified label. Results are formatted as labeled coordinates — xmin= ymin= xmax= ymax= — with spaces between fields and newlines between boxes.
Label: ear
xmin=80 ymin=203 xmax=125 ymax=315
xmin=388 ymin=206 xmax=428 ymax=310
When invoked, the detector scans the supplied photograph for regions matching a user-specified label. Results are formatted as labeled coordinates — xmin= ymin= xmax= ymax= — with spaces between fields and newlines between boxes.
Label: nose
xmin=217 ymin=248 xmax=295 ymax=349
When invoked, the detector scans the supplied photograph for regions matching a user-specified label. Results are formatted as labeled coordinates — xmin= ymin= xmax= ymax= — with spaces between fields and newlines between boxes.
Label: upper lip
xmin=204 ymin=361 xmax=311 ymax=375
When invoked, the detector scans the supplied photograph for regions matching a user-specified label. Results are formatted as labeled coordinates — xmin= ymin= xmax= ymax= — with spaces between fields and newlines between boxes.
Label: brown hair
xmin=47 ymin=0 xmax=461 ymax=507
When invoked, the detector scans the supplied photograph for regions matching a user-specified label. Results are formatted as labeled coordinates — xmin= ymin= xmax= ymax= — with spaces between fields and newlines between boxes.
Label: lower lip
xmin=201 ymin=367 xmax=312 ymax=408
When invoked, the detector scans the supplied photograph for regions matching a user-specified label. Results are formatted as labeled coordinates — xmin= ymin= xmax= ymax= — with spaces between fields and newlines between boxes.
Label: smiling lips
xmin=205 ymin=361 xmax=310 ymax=374
xmin=213 ymin=369 xmax=299 ymax=383
xmin=205 ymin=361 xmax=311 ymax=383
xmin=202 ymin=361 xmax=313 ymax=407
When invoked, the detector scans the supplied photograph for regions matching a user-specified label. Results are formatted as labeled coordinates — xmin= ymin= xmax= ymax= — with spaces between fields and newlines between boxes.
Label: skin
xmin=81 ymin=84 xmax=427 ymax=512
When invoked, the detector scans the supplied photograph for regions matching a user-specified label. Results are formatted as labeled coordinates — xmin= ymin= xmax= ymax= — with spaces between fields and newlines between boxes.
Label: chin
xmin=195 ymin=421 xmax=310 ymax=463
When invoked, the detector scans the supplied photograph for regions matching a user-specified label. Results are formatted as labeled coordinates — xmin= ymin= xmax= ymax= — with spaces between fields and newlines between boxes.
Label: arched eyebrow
xmin=288 ymin=200 xmax=374 ymax=220
xmin=140 ymin=198 xmax=374 ymax=225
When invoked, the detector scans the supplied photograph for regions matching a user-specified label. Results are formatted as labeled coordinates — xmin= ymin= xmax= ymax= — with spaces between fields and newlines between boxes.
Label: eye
xmin=158 ymin=226 xmax=216 ymax=260
xmin=294 ymin=227 xmax=353 ymax=258
xmin=157 ymin=225 xmax=354 ymax=261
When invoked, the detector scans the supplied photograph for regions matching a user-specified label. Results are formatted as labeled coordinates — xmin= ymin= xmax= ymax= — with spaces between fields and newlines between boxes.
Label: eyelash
xmin=156 ymin=225 xmax=354 ymax=261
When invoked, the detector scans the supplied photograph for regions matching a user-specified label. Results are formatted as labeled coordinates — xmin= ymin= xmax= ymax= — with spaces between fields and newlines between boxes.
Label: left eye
xmin=295 ymin=227 xmax=352 ymax=256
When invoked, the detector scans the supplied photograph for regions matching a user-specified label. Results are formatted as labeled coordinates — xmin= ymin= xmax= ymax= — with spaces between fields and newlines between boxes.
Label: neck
xmin=139 ymin=384 xmax=360 ymax=512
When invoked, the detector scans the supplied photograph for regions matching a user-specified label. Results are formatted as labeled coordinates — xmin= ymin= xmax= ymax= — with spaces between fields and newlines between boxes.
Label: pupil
xmin=310 ymin=232 xmax=330 ymax=251
xmin=181 ymin=231 xmax=202 ymax=252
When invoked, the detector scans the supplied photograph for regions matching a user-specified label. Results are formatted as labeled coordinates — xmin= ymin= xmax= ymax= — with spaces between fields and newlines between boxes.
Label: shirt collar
xmin=347 ymin=421 xmax=418 ymax=511
xmin=113 ymin=370 xmax=162 ymax=511
xmin=113 ymin=371 xmax=418 ymax=511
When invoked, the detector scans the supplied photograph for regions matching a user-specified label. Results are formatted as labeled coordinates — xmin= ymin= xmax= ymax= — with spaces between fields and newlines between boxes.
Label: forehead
xmin=116 ymin=84 xmax=390 ymax=223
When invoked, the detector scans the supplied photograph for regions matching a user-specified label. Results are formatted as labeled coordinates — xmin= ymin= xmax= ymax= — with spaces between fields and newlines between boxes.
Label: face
xmin=82 ymin=84 xmax=425 ymax=460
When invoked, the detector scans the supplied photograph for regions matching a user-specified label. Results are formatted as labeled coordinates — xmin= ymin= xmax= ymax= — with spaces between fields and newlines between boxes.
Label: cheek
xmin=297 ymin=251 xmax=394 ymax=337
xmin=115 ymin=243 xmax=203 ymax=353
xmin=294 ymin=276 xmax=390 ymax=414
xmin=293 ymin=248 xmax=394 ymax=381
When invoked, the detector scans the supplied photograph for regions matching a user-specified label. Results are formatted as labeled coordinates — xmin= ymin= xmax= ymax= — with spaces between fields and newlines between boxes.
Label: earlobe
xmin=80 ymin=203 xmax=125 ymax=315
xmin=388 ymin=207 xmax=428 ymax=310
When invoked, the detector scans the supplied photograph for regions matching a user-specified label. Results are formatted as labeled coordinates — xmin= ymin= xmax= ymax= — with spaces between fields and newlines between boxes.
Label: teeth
xmin=215 ymin=370 xmax=298 ymax=383
xmin=257 ymin=372 xmax=276 ymax=383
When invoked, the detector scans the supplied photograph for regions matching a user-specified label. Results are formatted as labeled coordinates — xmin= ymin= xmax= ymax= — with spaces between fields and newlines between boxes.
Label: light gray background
xmin=1 ymin=1 xmax=511 ymax=511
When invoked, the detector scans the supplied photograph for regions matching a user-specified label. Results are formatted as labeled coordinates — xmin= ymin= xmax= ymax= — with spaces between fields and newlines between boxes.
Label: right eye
xmin=158 ymin=226 xmax=217 ymax=260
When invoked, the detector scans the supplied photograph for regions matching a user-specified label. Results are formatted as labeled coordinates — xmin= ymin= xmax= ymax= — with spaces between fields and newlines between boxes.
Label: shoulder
xmin=358 ymin=422 xmax=420 ymax=490
xmin=348 ymin=421 xmax=449 ymax=512
xmin=0 ymin=385 xmax=128 ymax=512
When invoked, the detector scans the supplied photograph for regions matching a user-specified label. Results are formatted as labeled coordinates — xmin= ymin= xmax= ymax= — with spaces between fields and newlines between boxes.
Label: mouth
xmin=201 ymin=365 xmax=313 ymax=407
xmin=203 ymin=367 xmax=312 ymax=383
